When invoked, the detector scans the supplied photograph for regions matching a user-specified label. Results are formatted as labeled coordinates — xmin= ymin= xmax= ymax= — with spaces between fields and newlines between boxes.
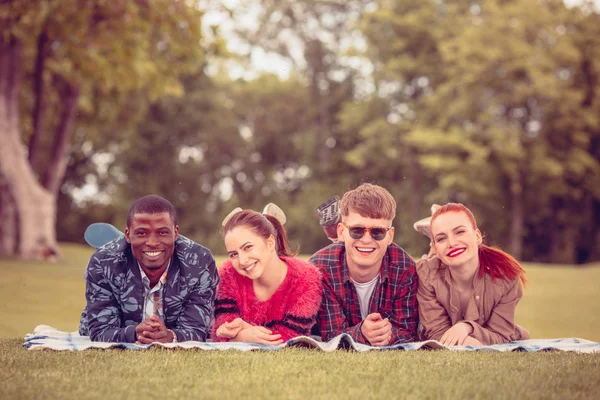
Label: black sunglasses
xmin=341 ymin=223 xmax=391 ymax=241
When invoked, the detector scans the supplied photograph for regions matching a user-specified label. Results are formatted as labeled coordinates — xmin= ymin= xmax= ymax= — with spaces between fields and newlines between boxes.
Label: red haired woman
xmin=211 ymin=204 xmax=322 ymax=345
xmin=415 ymin=203 xmax=529 ymax=346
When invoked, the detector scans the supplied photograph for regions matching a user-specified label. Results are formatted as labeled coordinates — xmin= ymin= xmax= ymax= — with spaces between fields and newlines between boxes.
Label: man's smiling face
xmin=125 ymin=212 xmax=178 ymax=275
xmin=338 ymin=210 xmax=394 ymax=280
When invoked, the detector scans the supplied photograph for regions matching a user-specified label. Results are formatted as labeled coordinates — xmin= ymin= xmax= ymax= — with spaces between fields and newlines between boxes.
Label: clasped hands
xmin=135 ymin=315 xmax=175 ymax=344
xmin=216 ymin=318 xmax=284 ymax=346
xmin=439 ymin=322 xmax=482 ymax=347
xmin=361 ymin=313 xmax=392 ymax=347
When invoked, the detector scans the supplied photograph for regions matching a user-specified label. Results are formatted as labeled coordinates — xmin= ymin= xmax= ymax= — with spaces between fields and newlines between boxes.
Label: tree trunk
xmin=28 ymin=26 xmax=48 ymax=170
xmin=590 ymin=198 xmax=600 ymax=262
xmin=548 ymin=197 xmax=578 ymax=265
xmin=0 ymin=171 xmax=17 ymax=256
xmin=306 ymin=39 xmax=331 ymax=166
xmin=574 ymin=194 xmax=597 ymax=264
xmin=588 ymin=133 xmax=600 ymax=262
xmin=42 ymin=75 xmax=80 ymax=196
xmin=508 ymin=169 xmax=524 ymax=260
xmin=0 ymin=36 xmax=59 ymax=260
xmin=409 ymin=149 xmax=423 ymax=225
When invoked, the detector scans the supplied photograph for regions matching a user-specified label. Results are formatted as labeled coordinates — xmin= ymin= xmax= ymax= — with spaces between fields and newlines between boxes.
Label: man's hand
xmin=135 ymin=316 xmax=174 ymax=344
xmin=216 ymin=318 xmax=249 ymax=339
xmin=234 ymin=326 xmax=284 ymax=346
xmin=135 ymin=319 xmax=159 ymax=342
xmin=440 ymin=322 xmax=473 ymax=346
xmin=361 ymin=313 xmax=392 ymax=347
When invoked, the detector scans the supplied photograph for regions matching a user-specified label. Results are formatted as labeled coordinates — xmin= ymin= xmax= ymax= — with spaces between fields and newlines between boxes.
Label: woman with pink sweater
xmin=211 ymin=204 xmax=322 ymax=345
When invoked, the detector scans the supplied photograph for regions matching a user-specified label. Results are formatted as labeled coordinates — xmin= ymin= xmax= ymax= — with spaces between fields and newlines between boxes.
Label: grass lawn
xmin=1 ymin=243 xmax=599 ymax=399
xmin=2 ymin=338 xmax=599 ymax=399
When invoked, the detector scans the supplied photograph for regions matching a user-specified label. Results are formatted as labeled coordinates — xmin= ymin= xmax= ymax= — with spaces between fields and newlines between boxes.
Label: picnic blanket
xmin=23 ymin=325 xmax=600 ymax=353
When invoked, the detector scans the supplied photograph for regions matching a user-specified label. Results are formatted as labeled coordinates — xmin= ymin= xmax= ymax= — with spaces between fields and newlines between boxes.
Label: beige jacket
xmin=416 ymin=255 xmax=529 ymax=345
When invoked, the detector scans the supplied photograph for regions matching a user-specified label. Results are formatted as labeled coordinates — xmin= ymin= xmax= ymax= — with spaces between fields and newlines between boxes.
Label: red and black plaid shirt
xmin=309 ymin=242 xmax=418 ymax=344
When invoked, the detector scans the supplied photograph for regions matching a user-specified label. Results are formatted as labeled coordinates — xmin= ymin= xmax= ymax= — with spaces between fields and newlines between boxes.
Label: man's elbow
xmin=178 ymin=327 xmax=208 ymax=342
xmin=88 ymin=329 xmax=105 ymax=342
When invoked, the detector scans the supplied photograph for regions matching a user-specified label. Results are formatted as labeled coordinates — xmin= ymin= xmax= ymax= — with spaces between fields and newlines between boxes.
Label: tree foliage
xmin=0 ymin=0 xmax=205 ymax=258
xmin=3 ymin=0 xmax=600 ymax=263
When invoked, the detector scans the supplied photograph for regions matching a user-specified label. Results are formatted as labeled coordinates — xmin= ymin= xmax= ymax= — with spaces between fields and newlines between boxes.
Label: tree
xmin=417 ymin=0 xmax=600 ymax=262
xmin=0 ymin=0 xmax=204 ymax=258
xmin=341 ymin=0 xmax=600 ymax=261
xmin=115 ymin=68 xmax=329 ymax=252
xmin=337 ymin=0 xmax=465 ymax=255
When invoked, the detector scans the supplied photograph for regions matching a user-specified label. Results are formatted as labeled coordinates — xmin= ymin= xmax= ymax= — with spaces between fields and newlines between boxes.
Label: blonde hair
xmin=340 ymin=183 xmax=396 ymax=221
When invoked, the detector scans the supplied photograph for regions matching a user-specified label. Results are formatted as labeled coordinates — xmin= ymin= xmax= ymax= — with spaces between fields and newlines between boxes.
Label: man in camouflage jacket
xmin=79 ymin=195 xmax=219 ymax=343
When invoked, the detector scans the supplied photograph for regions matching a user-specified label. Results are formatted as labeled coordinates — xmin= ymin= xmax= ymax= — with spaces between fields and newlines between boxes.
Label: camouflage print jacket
xmin=79 ymin=235 xmax=219 ymax=342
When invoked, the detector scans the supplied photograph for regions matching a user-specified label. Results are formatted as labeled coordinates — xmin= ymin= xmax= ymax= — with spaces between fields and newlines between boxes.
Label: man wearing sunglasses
xmin=310 ymin=183 xmax=418 ymax=346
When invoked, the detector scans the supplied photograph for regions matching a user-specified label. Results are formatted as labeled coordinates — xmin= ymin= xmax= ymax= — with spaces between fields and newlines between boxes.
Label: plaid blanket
xmin=24 ymin=325 xmax=600 ymax=353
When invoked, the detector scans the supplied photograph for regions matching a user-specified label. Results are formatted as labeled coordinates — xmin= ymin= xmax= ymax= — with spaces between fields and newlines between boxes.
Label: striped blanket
xmin=23 ymin=325 xmax=600 ymax=353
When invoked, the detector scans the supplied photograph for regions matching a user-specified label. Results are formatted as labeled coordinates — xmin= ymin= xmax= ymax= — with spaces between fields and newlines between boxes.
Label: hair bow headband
xmin=262 ymin=203 xmax=287 ymax=225
xmin=221 ymin=207 xmax=242 ymax=227
xmin=221 ymin=203 xmax=287 ymax=227
xmin=413 ymin=204 xmax=441 ymax=238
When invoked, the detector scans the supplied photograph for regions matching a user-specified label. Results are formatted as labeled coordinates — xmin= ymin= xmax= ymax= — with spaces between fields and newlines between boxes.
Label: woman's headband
xmin=221 ymin=203 xmax=287 ymax=227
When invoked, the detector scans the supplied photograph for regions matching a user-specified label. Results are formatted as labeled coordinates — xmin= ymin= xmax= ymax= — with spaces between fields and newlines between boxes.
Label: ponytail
xmin=263 ymin=215 xmax=298 ymax=257
xmin=431 ymin=203 xmax=527 ymax=286
xmin=478 ymin=244 xmax=527 ymax=285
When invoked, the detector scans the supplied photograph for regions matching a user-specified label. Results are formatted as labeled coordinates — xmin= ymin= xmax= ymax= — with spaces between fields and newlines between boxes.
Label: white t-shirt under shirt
xmin=351 ymin=275 xmax=379 ymax=320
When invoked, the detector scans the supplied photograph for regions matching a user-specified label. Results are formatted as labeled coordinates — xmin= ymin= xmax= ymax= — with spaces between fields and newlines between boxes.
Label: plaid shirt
xmin=309 ymin=242 xmax=418 ymax=344
xmin=138 ymin=262 xmax=169 ymax=321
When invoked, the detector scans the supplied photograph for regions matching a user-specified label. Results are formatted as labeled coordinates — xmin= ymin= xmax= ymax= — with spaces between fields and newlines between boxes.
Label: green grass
xmin=0 ymin=243 xmax=92 ymax=337
xmin=517 ymin=262 xmax=600 ymax=341
xmin=1 ymin=243 xmax=599 ymax=399
xmin=1 ymin=338 xmax=599 ymax=399
xmin=1 ymin=243 xmax=599 ymax=340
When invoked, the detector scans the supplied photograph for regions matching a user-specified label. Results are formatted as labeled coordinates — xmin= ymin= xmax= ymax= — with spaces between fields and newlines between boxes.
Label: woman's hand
xmin=235 ymin=326 xmax=284 ymax=345
xmin=216 ymin=318 xmax=249 ymax=339
xmin=440 ymin=322 xmax=473 ymax=346
xmin=461 ymin=336 xmax=482 ymax=346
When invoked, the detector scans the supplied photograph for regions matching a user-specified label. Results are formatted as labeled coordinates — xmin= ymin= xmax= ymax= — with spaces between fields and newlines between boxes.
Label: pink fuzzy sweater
xmin=211 ymin=257 xmax=322 ymax=342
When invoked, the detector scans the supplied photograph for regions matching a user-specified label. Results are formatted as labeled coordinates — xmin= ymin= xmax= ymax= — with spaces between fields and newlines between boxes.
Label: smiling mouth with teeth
xmin=243 ymin=262 xmax=256 ymax=272
xmin=447 ymin=248 xmax=466 ymax=257
xmin=356 ymin=247 xmax=375 ymax=254
xmin=144 ymin=251 xmax=163 ymax=257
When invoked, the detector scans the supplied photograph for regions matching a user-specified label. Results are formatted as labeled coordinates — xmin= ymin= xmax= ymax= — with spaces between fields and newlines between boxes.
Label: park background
xmin=1 ymin=0 xmax=600 ymax=330
xmin=1 ymin=0 xmax=600 ymax=335
xmin=1 ymin=1 xmax=600 ymax=399
xmin=1 ymin=0 xmax=600 ymax=265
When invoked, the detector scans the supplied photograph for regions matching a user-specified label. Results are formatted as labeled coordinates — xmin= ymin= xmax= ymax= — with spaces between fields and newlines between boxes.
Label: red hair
xmin=431 ymin=203 xmax=527 ymax=285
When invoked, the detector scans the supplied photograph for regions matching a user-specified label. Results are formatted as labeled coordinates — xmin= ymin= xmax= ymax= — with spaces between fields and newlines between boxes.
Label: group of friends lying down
xmin=78 ymin=183 xmax=528 ymax=347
